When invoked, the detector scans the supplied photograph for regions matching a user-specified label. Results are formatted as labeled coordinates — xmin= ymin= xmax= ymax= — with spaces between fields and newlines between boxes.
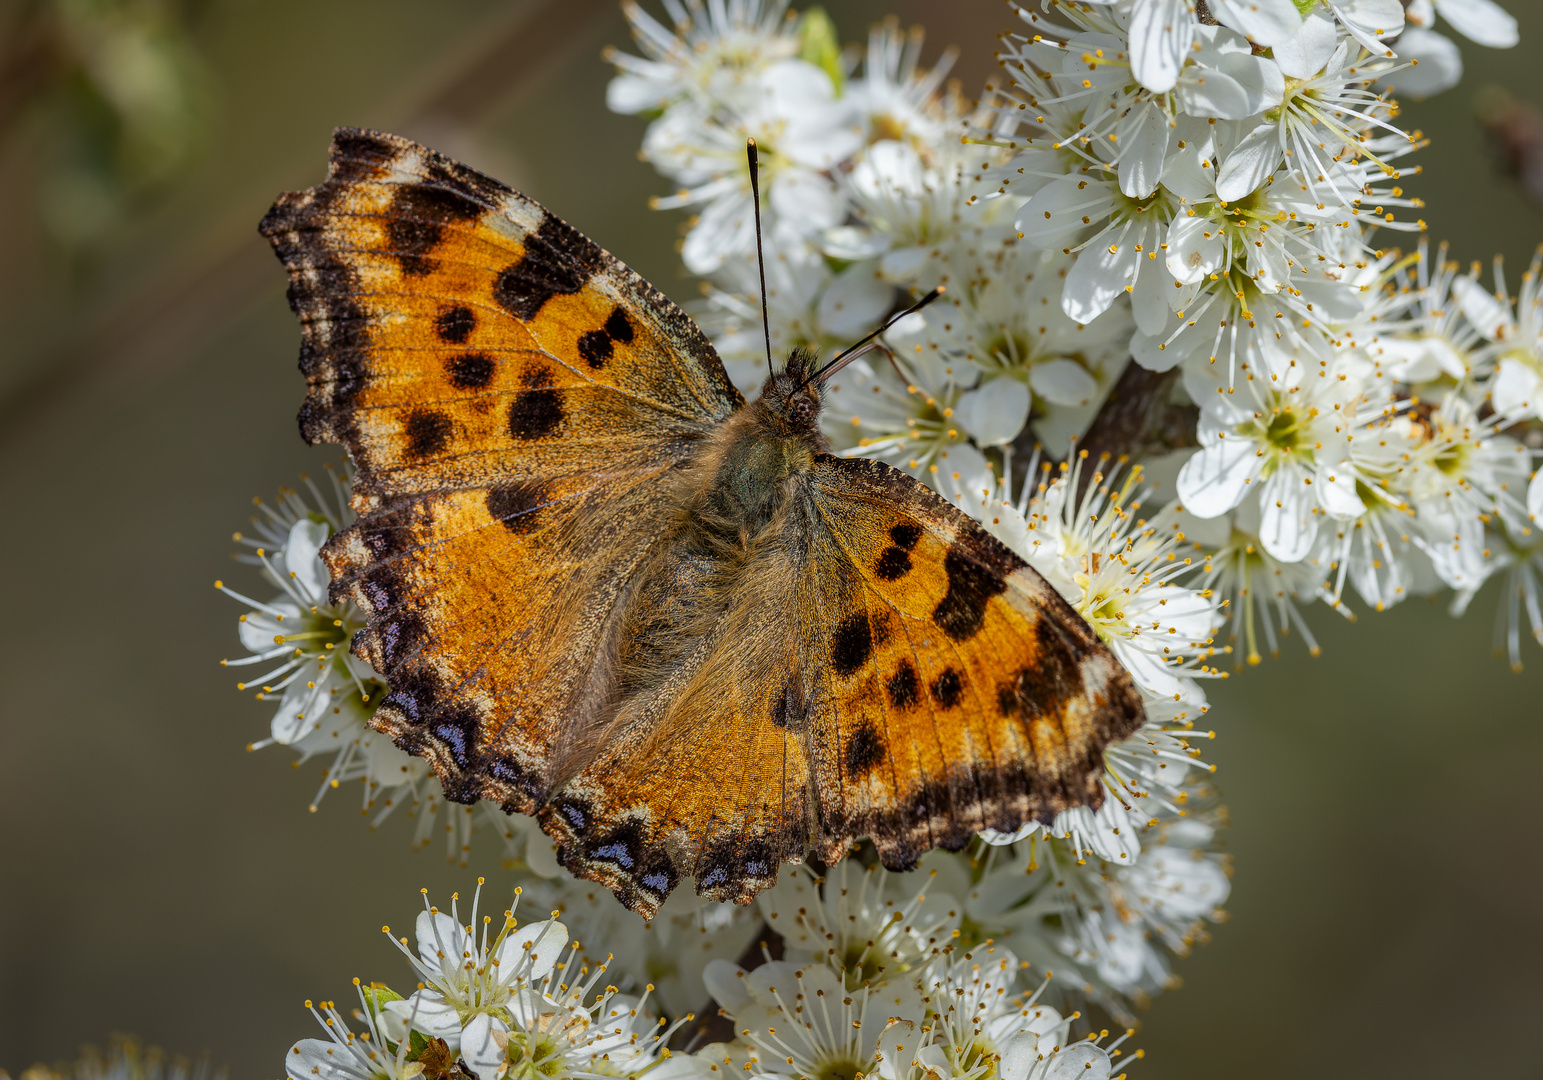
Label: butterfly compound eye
xmin=791 ymin=394 xmax=817 ymax=423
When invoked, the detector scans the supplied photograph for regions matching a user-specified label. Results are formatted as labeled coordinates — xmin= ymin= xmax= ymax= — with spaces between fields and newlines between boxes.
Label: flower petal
xmin=1452 ymin=274 xmax=1516 ymax=340
xmin=1129 ymin=0 xmax=1195 ymax=93
xmin=1379 ymin=26 xmax=1463 ymax=97
xmin=385 ymin=990 xmax=463 ymax=1043
xmin=817 ymin=261 xmax=895 ymax=339
xmin=496 ymin=918 xmax=570 ymax=980
xmin=285 ymin=1040 xmax=375 ymax=1080
xmin=1132 ymin=255 xmax=1172 ymax=335
xmin=1165 ymin=214 xmax=1227 ymax=283
xmin=1258 ymin=468 xmax=1318 ymax=562
xmin=1063 ymin=232 xmax=1141 ymax=322
xmin=284 ymin=518 xmax=333 ymax=606
xmin=1044 ymin=1043 xmax=1113 ymax=1080
xmin=461 ymin=1013 xmax=507 ymax=1080
xmin=1207 ymin=0 xmax=1302 ymax=45
xmin=1316 ymin=465 xmax=1367 ymax=518
xmin=1017 ymin=176 xmax=1115 ymax=248
xmin=703 ymin=959 xmax=752 ymax=1012
xmin=876 ymin=1019 xmax=922 ymax=1080
xmin=1272 ymin=9 xmax=1339 ymax=77
xmin=1177 ymin=439 xmax=1257 ymax=517
xmin=1434 ymin=0 xmax=1517 ymax=46
xmin=1329 ymin=0 xmax=1406 ymax=50
xmin=1215 ymin=122 xmax=1281 ymax=202
xmin=1029 ymin=359 xmax=1100 ymax=407
xmin=1491 ymin=357 xmax=1543 ymax=420
xmin=1117 ymin=99 xmax=1173 ymax=196
xmin=769 ymin=167 xmax=844 ymax=232
xmin=957 ymin=378 xmax=1031 ymax=445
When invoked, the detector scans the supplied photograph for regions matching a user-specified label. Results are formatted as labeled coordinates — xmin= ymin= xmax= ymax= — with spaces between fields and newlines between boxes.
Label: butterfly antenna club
xmin=746 ymin=138 xmax=774 ymax=380
xmin=803 ymin=286 xmax=946 ymax=388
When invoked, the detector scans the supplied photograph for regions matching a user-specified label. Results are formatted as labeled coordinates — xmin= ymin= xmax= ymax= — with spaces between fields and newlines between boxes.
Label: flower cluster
xmin=288 ymin=882 xmax=1140 ymax=1080
xmin=285 ymin=883 xmax=702 ymax=1080
xmin=612 ymin=0 xmax=1541 ymax=666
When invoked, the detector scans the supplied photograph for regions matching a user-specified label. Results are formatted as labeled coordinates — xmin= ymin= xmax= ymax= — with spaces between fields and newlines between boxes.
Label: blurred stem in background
xmin=1475 ymin=82 xmax=1543 ymax=208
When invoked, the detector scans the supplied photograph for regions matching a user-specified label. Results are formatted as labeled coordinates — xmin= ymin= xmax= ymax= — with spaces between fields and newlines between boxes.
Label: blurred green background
xmin=1 ymin=1 xmax=1540 ymax=1075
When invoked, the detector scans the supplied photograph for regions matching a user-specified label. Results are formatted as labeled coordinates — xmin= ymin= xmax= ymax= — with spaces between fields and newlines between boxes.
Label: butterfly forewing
xmin=260 ymin=128 xmax=741 ymax=812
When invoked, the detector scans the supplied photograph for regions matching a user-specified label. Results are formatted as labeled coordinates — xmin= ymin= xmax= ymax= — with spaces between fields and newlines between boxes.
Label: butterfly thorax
xmin=698 ymin=347 xmax=829 ymax=538
xmin=608 ymin=351 xmax=829 ymax=698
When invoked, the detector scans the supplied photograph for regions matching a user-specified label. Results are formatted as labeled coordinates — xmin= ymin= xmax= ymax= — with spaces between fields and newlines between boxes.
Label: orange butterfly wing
xmin=540 ymin=455 xmax=1143 ymax=913
xmin=801 ymin=455 xmax=1144 ymax=864
xmin=260 ymin=128 xmax=741 ymax=813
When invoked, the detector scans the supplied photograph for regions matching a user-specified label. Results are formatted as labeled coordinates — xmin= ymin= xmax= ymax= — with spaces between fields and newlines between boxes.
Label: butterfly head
xmin=753 ymin=346 xmax=827 ymax=440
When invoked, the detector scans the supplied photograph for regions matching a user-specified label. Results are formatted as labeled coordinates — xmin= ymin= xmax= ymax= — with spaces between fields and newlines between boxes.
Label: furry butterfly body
xmin=261 ymin=128 xmax=1144 ymax=917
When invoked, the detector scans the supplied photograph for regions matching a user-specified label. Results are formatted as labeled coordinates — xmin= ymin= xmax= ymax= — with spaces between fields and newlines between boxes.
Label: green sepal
xmin=406 ymin=1029 xmax=431 ymax=1060
xmin=799 ymin=7 xmax=845 ymax=95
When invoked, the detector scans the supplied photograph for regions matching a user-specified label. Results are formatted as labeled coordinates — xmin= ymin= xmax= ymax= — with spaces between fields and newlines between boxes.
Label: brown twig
xmin=1012 ymin=359 xmax=1197 ymax=494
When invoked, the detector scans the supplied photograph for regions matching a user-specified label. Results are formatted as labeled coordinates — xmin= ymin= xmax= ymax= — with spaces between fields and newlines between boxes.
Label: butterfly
xmin=260 ymin=128 xmax=1144 ymax=918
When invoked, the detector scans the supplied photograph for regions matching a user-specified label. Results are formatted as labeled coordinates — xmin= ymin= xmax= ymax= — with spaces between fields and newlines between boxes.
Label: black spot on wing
xmin=375 ymin=609 xmax=426 ymax=671
xmin=844 ymin=722 xmax=886 ymax=777
xmin=933 ymin=547 xmax=1008 ymax=641
xmin=492 ymin=212 xmax=603 ymax=321
xmin=697 ymin=836 xmax=778 ymax=899
xmin=886 ymin=661 xmax=921 ymax=709
xmin=507 ymin=367 xmax=563 ymax=439
xmin=485 ymin=481 xmax=550 ymax=534
xmin=930 ymin=668 xmax=963 ymax=709
xmin=445 ymin=352 xmax=494 ymax=390
xmin=550 ymin=795 xmax=592 ymax=834
xmin=423 ymin=157 xmax=510 ymax=208
xmin=326 ymin=129 xmax=399 ymax=181
xmin=385 ymin=184 xmax=482 ymax=276
xmin=404 ymin=408 xmax=451 ymax=457
xmin=577 ymin=328 xmax=613 ymax=368
xmin=996 ymin=635 xmax=1086 ymax=719
xmin=435 ymin=304 xmax=476 ymax=343
xmin=830 ymin=613 xmax=873 ymax=677
xmin=874 ymin=546 xmax=912 ymax=580
xmin=604 ymin=305 xmax=635 ymax=343
xmin=890 ymin=522 xmax=922 ymax=550
xmin=485 ymin=754 xmax=544 ymax=808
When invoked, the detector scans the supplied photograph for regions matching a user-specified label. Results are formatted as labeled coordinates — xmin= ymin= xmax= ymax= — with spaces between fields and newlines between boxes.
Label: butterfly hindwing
xmin=537 ymin=454 xmax=1144 ymax=912
xmin=260 ymin=128 xmax=742 ymax=812
xmin=802 ymin=455 xmax=1145 ymax=869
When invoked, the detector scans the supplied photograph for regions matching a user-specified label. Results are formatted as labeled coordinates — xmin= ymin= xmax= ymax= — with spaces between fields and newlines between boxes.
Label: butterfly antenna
xmin=801 ymin=286 xmax=946 ymax=389
xmin=747 ymin=138 xmax=774 ymax=381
